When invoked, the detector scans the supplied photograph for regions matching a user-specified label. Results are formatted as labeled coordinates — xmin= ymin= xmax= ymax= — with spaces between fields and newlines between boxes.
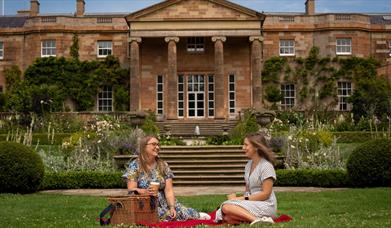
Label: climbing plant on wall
xmin=4 ymin=55 xmax=129 ymax=113
xmin=261 ymin=46 xmax=390 ymax=121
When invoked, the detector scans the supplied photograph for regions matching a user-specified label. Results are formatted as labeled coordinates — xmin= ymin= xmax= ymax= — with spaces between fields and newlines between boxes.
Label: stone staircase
xmin=156 ymin=120 xmax=238 ymax=136
xmin=114 ymin=145 xmax=284 ymax=186
xmin=160 ymin=145 xmax=246 ymax=185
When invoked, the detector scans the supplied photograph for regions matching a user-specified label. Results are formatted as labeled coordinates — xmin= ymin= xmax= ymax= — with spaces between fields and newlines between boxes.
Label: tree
xmin=349 ymin=76 xmax=391 ymax=122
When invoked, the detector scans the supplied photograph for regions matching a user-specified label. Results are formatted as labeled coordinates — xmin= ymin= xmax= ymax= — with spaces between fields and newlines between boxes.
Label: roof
xmin=370 ymin=15 xmax=391 ymax=24
xmin=0 ymin=16 xmax=28 ymax=28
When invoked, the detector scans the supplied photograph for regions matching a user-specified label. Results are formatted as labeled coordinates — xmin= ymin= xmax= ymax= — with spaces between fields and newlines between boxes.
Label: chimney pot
xmin=76 ymin=0 xmax=85 ymax=17
xmin=30 ymin=0 xmax=40 ymax=17
xmin=305 ymin=0 xmax=315 ymax=15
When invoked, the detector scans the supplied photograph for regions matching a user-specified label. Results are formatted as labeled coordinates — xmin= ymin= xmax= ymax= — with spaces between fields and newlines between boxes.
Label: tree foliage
xmin=349 ymin=76 xmax=391 ymax=121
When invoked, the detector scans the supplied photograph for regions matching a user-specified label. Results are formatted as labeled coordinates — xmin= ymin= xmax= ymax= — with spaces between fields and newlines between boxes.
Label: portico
xmin=125 ymin=0 xmax=266 ymax=121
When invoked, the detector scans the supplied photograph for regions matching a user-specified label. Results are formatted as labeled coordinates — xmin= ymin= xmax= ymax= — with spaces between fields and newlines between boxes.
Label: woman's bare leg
xmin=222 ymin=204 xmax=257 ymax=224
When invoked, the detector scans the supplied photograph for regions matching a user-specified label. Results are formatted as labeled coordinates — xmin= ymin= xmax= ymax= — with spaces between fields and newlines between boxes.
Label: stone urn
xmin=163 ymin=124 xmax=172 ymax=136
xmin=253 ymin=108 xmax=276 ymax=128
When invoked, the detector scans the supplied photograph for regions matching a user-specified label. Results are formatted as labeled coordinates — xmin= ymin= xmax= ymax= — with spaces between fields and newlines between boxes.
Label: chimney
xmin=305 ymin=0 xmax=315 ymax=15
xmin=76 ymin=0 xmax=85 ymax=17
xmin=30 ymin=0 xmax=40 ymax=17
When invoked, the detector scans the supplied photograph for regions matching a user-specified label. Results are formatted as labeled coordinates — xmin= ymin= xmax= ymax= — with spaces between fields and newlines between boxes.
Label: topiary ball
xmin=0 ymin=141 xmax=45 ymax=193
xmin=346 ymin=139 xmax=391 ymax=187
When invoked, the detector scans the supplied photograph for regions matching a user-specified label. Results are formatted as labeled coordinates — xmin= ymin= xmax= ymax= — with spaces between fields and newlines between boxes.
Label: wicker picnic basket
xmin=107 ymin=195 xmax=158 ymax=225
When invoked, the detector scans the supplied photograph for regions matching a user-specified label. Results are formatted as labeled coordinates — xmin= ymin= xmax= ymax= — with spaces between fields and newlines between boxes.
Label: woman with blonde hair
xmin=216 ymin=132 xmax=277 ymax=225
xmin=122 ymin=135 xmax=210 ymax=221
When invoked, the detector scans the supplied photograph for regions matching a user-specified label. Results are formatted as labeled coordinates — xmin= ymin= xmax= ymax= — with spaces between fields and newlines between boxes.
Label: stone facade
xmin=0 ymin=0 xmax=390 ymax=121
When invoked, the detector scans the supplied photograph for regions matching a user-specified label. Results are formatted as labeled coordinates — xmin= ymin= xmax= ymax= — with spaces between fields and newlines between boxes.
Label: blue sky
xmin=1 ymin=0 xmax=391 ymax=16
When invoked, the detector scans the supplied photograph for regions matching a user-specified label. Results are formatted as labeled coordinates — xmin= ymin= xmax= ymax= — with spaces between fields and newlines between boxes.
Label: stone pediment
xmin=126 ymin=0 xmax=265 ymax=21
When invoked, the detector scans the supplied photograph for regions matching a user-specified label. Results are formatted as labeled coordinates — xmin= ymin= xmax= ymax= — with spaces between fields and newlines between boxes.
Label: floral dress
xmin=122 ymin=159 xmax=201 ymax=221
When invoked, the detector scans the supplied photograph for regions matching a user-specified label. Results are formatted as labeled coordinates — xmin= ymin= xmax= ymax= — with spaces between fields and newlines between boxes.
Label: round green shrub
xmin=346 ymin=139 xmax=391 ymax=187
xmin=0 ymin=141 xmax=45 ymax=193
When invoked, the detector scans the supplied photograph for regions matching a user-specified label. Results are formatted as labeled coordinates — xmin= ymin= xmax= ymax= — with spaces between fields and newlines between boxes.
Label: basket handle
xmin=99 ymin=204 xmax=114 ymax=226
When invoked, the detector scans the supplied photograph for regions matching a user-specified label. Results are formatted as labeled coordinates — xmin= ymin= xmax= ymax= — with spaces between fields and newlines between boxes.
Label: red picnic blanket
xmin=138 ymin=210 xmax=292 ymax=228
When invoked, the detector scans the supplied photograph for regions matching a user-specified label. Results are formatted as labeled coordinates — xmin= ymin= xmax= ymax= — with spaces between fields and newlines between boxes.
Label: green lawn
xmin=1 ymin=188 xmax=390 ymax=227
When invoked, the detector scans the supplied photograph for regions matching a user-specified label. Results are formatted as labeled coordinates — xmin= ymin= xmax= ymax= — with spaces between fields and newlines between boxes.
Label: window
xmin=336 ymin=38 xmax=351 ymax=55
xmin=187 ymin=74 xmax=205 ymax=117
xmin=178 ymin=75 xmax=184 ymax=117
xmin=0 ymin=41 xmax=3 ymax=60
xmin=187 ymin=37 xmax=204 ymax=52
xmin=97 ymin=86 xmax=113 ymax=111
xmin=156 ymin=75 xmax=164 ymax=116
xmin=337 ymin=81 xmax=352 ymax=111
xmin=97 ymin=41 xmax=112 ymax=57
xmin=280 ymin=84 xmax=295 ymax=110
xmin=41 ymin=40 xmax=56 ymax=57
xmin=279 ymin=40 xmax=295 ymax=56
xmin=208 ymin=75 xmax=215 ymax=117
xmin=228 ymin=74 xmax=236 ymax=114
xmin=389 ymin=40 xmax=391 ymax=56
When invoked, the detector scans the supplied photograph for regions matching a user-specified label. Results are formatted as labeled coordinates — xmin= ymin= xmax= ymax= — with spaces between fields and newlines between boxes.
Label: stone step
xmin=173 ymin=169 xmax=244 ymax=174
xmin=156 ymin=120 xmax=238 ymax=136
xmin=169 ymin=164 xmax=245 ymax=169
xmin=113 ymin=145 xmax=285 ymax=186
xmin=161 ymin=148 xmax=242 ymax=152
xmin=166 ymin=159 xmax=247 ymax=164
xmin=173 ymin=180 xmax=245 ymax=185
xmin=173 ymin=175 xmax=243 ymax=179
xmin=160 ymin=154 xmax=246 ymax=159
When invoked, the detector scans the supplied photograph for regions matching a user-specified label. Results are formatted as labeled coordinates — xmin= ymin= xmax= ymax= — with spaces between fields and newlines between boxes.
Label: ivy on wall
xmin=261 ymin=46 xmax=387 ymax=118
xmin=3 ymin=34 xmax=129 ymax=113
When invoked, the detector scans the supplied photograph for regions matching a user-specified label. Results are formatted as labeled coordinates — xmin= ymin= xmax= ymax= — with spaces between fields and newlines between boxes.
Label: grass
xmin=1 ymin=188 xmax=390 ymax=227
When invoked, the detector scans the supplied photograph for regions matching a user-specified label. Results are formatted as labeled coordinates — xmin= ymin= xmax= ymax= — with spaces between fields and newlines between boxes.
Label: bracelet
xmin=168 ymin=204 xmax=175 ymax=209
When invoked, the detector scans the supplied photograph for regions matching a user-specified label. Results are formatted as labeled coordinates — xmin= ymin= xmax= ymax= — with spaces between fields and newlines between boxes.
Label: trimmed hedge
xmin=0 ymin=133 xmax=71 ymax=145
xmin=40 ymin=169 xmax=349 ymax=190
xmin=41 ymin=171 xmax=126 ymax=190
xmin=333 ymin=131 xmax=389 ymax=143
xmin=346 ymin=139 xmax=391 ymax=187
xmin=0 ymin=141 xmax=45 ymax=193
xmin=275 ymin=169 xmax=348 ymax=187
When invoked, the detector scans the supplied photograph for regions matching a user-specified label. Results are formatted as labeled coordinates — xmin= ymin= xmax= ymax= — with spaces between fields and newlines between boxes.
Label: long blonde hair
xmin=137 ymin=135 xmax=168 ymax=176
xmin=245 ymin=132 xmax=276 ymax=165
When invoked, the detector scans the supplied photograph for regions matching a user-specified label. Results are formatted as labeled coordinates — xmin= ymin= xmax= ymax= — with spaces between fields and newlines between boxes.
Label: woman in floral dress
xmin=122 ymin=135 xmax=210 ymax=221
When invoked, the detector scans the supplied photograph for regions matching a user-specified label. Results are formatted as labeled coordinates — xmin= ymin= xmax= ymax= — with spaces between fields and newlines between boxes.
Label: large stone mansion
xmin=0 ymin=0 xmax=390 ymax=122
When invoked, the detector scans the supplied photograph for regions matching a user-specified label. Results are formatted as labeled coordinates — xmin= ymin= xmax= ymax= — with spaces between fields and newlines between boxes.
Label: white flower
xmin=290 ymin=145 xmax=296 ymax=149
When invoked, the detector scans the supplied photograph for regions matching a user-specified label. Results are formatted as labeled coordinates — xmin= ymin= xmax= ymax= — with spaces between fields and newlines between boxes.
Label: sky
xmin=1 ymin=0 xmax=391 ymax=16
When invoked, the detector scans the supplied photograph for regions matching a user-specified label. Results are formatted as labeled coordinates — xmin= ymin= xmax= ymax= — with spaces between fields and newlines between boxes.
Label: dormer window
xmin=187 ymin=37 xmax=204 ymax=52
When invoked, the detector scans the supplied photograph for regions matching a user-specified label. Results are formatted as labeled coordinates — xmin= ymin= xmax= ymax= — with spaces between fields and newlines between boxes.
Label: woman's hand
xmin=147 ymin=186 xmax=158 ymax=196
xmin=227 ymin=193 xmax=237 ymax=200
xmin=134 ymin=188 xmax=148 ymax=195
xmin=169 ymin=206 xmax=177 ymax=220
